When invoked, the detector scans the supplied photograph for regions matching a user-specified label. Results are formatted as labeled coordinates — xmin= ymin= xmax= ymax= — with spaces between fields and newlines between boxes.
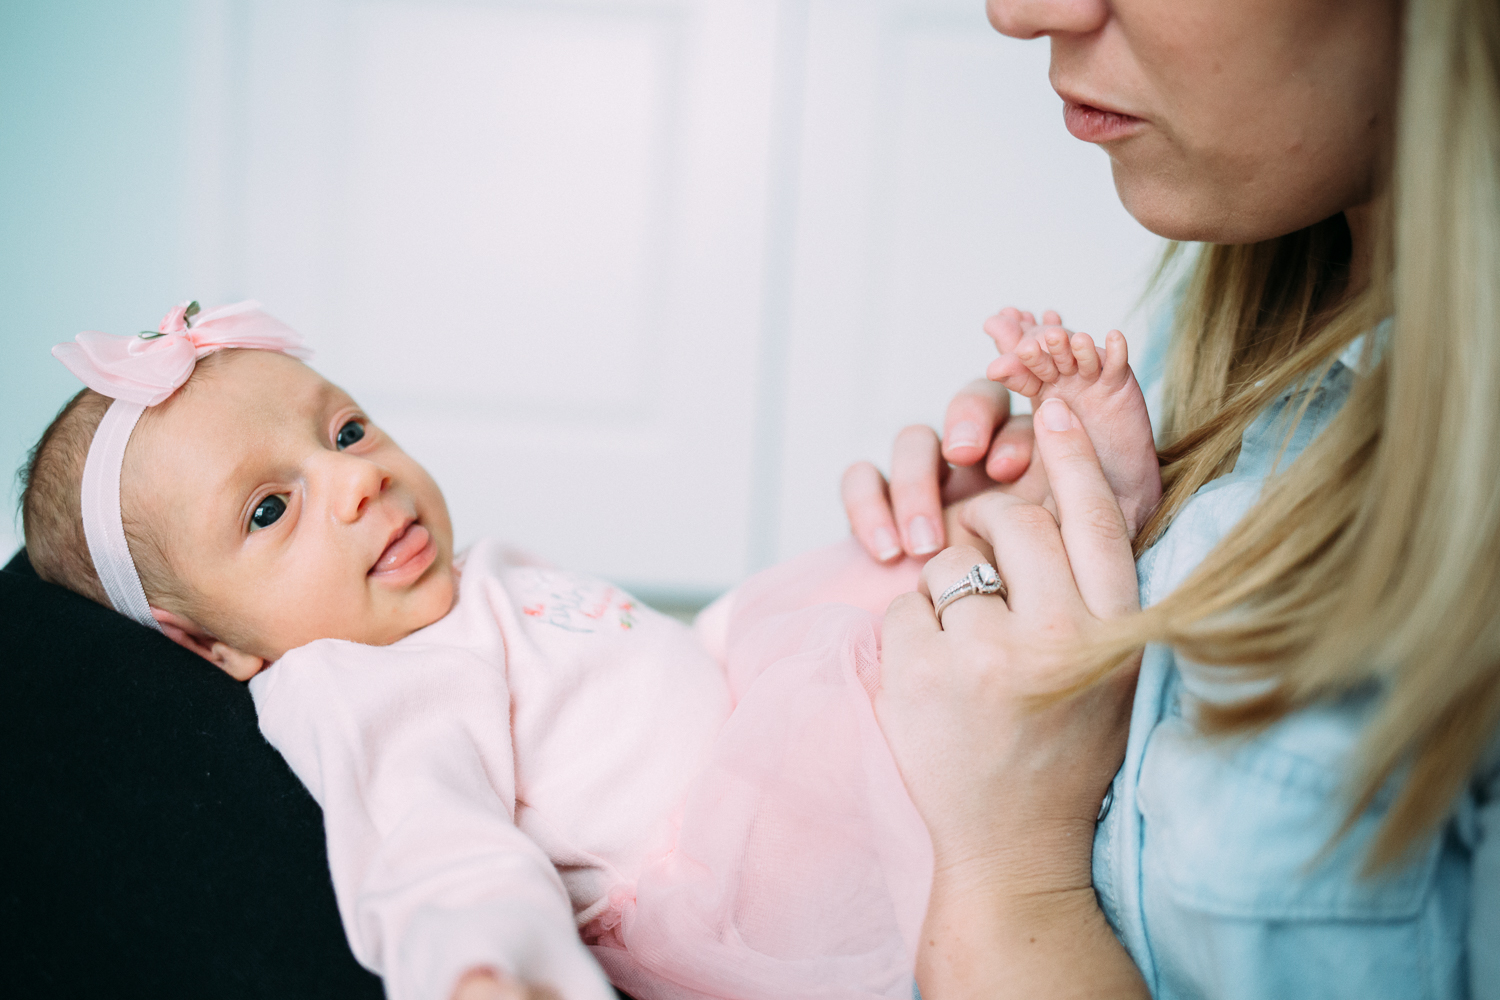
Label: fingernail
xmin=947 ymin=421 xmax=982 ymax=450
xmin=1038 ymin=397 xmax=1073 ymax=432
xmin=993 ymin=443 xmax=1019 ymax=462
xmin=872 ymin=527 xmax=901 ymax=561
xmin=908 ymin=516 xmax=939 ymax=555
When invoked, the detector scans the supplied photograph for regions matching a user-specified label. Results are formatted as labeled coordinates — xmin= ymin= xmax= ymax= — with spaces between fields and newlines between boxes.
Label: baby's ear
xmin=152 ymin=607 xmax=267 ymax=681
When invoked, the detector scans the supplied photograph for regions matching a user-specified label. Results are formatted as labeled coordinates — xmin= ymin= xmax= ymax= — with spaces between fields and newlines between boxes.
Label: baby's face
xmin=127 ymin=350 xmax=456 ymax=667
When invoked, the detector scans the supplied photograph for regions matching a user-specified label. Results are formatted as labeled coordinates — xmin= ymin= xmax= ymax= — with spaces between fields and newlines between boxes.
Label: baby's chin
xmin=361 ymin=560 xmax=460 ymax=646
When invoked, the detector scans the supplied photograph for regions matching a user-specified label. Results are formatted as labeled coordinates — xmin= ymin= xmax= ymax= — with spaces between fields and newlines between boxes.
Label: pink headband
xmin=52 ymin=300 xmax=311 ymax=630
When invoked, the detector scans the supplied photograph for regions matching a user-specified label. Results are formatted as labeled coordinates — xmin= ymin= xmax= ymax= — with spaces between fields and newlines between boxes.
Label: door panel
xmin=188 ymin=0 xmax=785 ymax=594
xmin=181 ymin=0 xmax=1161 ymax=595
xmin=769 ymin=0 xmax=1162 ymax=562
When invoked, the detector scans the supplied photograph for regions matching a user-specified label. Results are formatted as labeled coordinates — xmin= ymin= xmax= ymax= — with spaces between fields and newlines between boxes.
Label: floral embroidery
xmin=516 ymin=572 xmax=640 ymax=633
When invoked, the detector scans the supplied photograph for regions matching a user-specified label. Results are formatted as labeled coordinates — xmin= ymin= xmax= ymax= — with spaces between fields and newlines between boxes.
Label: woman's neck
xmin=1343 ymin=199 xmax=1378 ymax=295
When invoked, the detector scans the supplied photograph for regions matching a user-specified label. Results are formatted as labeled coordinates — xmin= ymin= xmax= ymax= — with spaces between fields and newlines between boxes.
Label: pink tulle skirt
xmin=585 ymin=542 xmax=932 ymax=1000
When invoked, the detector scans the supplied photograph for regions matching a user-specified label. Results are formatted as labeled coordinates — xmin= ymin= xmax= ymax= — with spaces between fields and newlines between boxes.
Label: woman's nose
xmin=315 ymin=452 xmax=390 ymax=524
xmin=987 ymin=0 xmax=1108 ymax=39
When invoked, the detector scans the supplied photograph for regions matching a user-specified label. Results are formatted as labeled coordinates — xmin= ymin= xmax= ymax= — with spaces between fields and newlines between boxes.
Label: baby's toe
xmin=983 ymin=309 xmax=1026 ymax=353
xmin=987 ymin=354 xmax=1043 ymax=397
xmin=1101 ymin=330 xmax=1131 ymax=386
xmin=1071 ymin=332 xmax=1102 ymax=379
xmin=1018 ymin=337 xmax=1060 ymax=383
xmin=1044 ymin=327 xmax=1079 ymax=376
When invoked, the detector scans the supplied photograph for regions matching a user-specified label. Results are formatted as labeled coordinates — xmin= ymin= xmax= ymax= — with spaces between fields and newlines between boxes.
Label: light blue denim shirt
xmin=1093 ymin=328 xmax=1500 ymax=998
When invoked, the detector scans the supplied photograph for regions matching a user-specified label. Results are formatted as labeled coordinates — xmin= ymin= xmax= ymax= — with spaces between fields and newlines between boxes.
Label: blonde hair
xmin=1106 ymin=0 xmax=1500 ymax=869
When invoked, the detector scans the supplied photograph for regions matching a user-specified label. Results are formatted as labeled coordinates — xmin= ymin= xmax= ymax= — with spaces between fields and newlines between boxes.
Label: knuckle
xmin=962 ymin=490 xmax=1010 ymax=520
xmin=923 ymin=546 xmax=976 ymax=581
xmin=1002 ymin=502 xmax=1059 ymax=532
xmin=887 ymin=591 xmax=927 ymax=615
xmin=889 ymin=477 xmax=940 ymax=506
xmin=889 ymin=469 xmax=938 ymax=494
xmin=884 ymin=592 xmax=937 ymax=631
xmin=1076 ymin=496 xmax=1131 ymax=543
xmin=889 ymin=463 xmax=942 ymax=496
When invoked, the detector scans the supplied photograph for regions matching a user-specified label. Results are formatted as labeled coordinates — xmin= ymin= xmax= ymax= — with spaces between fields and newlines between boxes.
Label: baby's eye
xmin=250 ymin=493 xmax=289 ymax=531
xmin=336 ymin=420 xmax=366 ymax=450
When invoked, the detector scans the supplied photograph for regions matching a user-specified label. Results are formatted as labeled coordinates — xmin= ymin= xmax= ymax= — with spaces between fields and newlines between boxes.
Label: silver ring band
xmin=933 ymin=562 xmax=1008 ymax=622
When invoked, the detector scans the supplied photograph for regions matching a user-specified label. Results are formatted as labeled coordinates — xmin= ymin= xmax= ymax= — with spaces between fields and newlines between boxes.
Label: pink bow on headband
xmin=53 ymin=300 xmax=312 ymax=406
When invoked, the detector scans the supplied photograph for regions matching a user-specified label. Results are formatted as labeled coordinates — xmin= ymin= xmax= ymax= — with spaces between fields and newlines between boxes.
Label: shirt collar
xmin=1269 ymin=317 xmax=1391 ymax=402
xmin=1335 ymin=316 xmax=1392 ymax=376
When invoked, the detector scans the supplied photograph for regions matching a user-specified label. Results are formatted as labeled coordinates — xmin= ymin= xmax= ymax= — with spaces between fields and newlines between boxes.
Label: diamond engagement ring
xmin=933 ymin=562 xmax=1008 ymax=623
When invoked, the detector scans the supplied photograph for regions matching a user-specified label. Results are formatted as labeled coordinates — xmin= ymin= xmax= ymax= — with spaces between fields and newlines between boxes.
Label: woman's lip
xmin=369 ymin=522 xmax=436 ymax=584
xmin=1062 ymin=101 xmax=1146 ymax=144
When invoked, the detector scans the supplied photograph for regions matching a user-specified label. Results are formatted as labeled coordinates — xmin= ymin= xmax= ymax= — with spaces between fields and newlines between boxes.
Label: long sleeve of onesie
xmin=250 ymin=632 xmax=616 ymax=1000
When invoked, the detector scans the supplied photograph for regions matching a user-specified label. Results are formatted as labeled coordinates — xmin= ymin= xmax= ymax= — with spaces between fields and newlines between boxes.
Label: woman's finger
xmin=841 ymin=461 xmax=904 ymax=563
xmin=984 ymin=412 xmax=1033 ymax=484
xmin=940 ymin=379 xmax=1011 ymax=467
xmin=1031 ymin=398 xmax=1138 ymax=619
xmin=956 ymin=492 xmax=1081 ymax=620
xmin=882 ymin=589 xmax=942 ymax=653
xmin=878 ymin=591 xmax=943 ymax=707
xmin=941 ymin=462 xmax=1002 ymax=505
xmin=918 ymin=544 xmax=1012 ymax=634
xmin=889 ymin=424 xmax=947 ymax=556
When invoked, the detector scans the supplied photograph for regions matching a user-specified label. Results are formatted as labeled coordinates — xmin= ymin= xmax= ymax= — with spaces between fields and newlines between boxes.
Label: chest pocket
xmin=1136 ymin=694 xmax=1443 ymax=921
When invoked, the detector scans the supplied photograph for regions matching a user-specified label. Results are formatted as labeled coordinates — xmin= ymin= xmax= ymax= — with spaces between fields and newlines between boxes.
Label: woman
xmin=843 ymin=0 xmax=1498 ymax=996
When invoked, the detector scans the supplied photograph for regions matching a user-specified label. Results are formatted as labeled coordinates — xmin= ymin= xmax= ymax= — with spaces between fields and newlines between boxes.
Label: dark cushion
xmin=0 ymin=549 xmax=382 ymax=998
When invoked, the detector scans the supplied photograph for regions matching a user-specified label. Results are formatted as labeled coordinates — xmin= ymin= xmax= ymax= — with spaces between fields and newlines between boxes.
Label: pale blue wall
xmin=1 ymin=1 xmax=191 ymax=555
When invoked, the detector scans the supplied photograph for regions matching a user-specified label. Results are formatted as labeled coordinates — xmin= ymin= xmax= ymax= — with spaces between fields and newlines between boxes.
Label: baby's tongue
xmin=372 ymin=523 xmax=431 ymax=575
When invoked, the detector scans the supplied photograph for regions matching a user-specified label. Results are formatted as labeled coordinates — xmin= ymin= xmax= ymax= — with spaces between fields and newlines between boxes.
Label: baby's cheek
xmin=271 ymin=578 xmax=364 ymax=651
xmin=366 ymin=567 xmax=457 ymax=646
xmin=411 ymin=566 xmax=459 ymax=629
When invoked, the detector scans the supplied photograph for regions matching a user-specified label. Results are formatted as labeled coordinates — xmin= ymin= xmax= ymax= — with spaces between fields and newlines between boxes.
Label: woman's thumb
xmin=1033 ymin=399 xmax=1138 ymax=618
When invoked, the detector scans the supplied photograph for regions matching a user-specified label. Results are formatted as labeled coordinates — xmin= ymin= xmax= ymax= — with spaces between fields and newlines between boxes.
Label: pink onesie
xmin=250 ymin=538 xmax=932 ymax=1000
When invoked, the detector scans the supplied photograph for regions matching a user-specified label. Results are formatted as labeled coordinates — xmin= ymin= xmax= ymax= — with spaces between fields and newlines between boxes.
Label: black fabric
xmin=0 ymin=548 xmax=383 ymax=998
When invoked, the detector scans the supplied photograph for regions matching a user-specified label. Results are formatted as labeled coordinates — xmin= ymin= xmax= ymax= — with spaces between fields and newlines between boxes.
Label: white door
xmin=768 ymin=0 xmax=1162 ymax=563
xmin=181 ymin=0 xmax=1162 ymax=599
xmin=185 ymin=0 xmax=793 ymax=598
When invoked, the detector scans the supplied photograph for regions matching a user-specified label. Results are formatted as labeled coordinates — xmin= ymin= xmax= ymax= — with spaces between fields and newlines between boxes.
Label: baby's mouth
xmin=370 ymin=521 xmax=434 ymax=578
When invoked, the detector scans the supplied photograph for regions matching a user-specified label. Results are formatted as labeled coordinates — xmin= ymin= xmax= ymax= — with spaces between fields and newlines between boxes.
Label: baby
xmin=21 ymin=301 xmax=1158 ymax=1000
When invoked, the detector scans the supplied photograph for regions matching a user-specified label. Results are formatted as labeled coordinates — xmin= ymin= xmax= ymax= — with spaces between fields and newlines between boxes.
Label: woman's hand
xmin=842 ymin=308 xmax=1068 ymax=562
xmin=876 ymin=397 xmax=1147 ymax=998
xmin=842 ymin=379 xmax=1035 ymax=562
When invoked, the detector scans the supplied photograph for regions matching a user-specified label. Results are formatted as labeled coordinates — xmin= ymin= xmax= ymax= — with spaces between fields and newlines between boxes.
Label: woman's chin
xmin=1112 ymin=174 xmax=1232 ymax=243
xmin=1113 ymin=169 xmax=1356 ymax=247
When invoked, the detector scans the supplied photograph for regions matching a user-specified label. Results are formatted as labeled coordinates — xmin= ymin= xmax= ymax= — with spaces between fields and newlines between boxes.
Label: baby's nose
xmin=322 ymin=453 xmax=390 ymax=523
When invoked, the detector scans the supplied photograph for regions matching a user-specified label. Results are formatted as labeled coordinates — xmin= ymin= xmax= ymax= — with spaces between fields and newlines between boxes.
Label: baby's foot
xmin=985 ymin=311 xmax=1161 ymax=536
